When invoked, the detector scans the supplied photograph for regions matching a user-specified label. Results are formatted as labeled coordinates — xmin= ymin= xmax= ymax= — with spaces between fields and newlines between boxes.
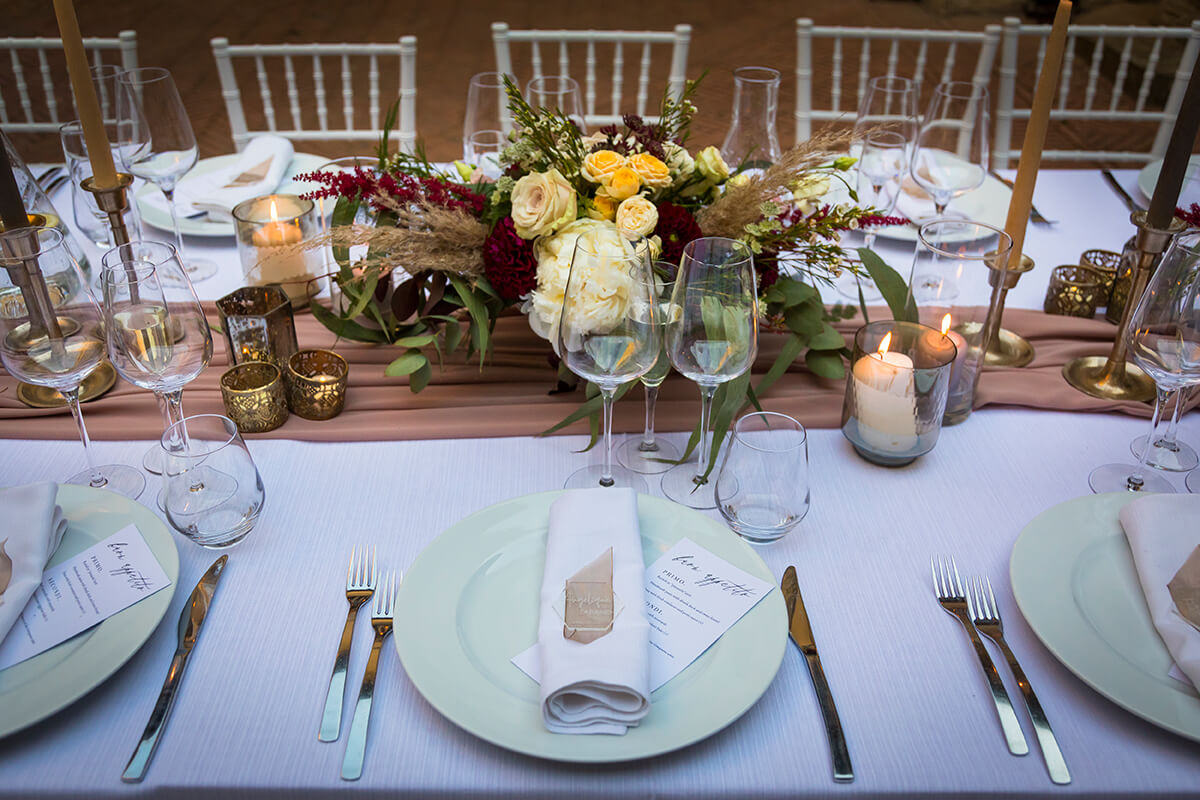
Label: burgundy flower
xmin=654 ymin=202 xmax=703 ymax=265
xmin=756 ymin=250 xmax=780 ymax=293
xmin=1177 ymin=203 xmax=1200 ymax=229
xmin=483 ymin=217 xmax=538 ymax=301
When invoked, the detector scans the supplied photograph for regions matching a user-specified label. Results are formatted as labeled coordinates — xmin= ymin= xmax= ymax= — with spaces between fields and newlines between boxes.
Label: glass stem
xmin=1129 ymin=386 xmax=1170 ymax=491
xmin=694 ymin=385 xmax=717 ymax=485
xmin=64 ymin=385 xmax=107 ymax=490
xmin=161 ymin=186 xmax=188 ymax=266
xmin=1154 ymin=388 xmax=1183 ymax=451
xmin=600 ymin=387 xmax=616 ymax=488
xmin=639 ymin=383 xmax=660 ymax=451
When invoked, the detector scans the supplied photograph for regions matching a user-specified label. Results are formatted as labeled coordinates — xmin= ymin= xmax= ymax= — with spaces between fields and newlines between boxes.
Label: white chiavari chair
xmin=209 ymin=37 xmax=417 ymax=153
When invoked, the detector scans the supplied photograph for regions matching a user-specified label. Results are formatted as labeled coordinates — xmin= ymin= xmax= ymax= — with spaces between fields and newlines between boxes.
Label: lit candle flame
xmin=941 ymin=313 xmax=952 ymax=336
xmin=269 ymin=198 xmax=279 ymax=223
xmin=877 ymin=331 xmax=893 ymax=355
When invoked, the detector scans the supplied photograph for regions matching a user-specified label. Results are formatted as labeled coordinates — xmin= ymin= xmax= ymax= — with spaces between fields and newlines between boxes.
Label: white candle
xmin=940 ymin=313 xmax=968 ymax=395
xmin=852 ymin=332 xmax=919 ymax=453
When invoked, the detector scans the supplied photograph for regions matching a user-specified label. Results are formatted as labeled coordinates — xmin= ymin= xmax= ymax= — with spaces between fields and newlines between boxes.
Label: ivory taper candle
xmin=1147 ymin=56 xmax=1200 ymax=229
xmin=51 ymin=0 xmax=118 ymax=189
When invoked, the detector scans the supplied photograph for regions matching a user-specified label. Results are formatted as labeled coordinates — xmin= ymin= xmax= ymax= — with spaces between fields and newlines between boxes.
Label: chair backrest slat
xmin=1083 ymin=35 xmax=1104 ymax=111
xmin=283 ymin=54 xmax=301 ymax=131
xmin=312 ymin=53 xmax=327 ymax=131
xmin=253 ymin=54 xmax=276 ymax=132
xmin=612 ymin=41 xmax=624 ymax=117
xmin=1135 ymin=37 xmax=1163 ymax=113
xmin=585 ymin=41 xmax=597 ymax=119
xmin=36 ymin=49 xmax=58 ymax=124
xmin=636 ymin=41 xmax=652 ymax=116
xmin=1110 ymin=37 xmax=1133 ymax=113
xmin=368 ymin=53 xmax=380 ymax=131
xmin=856 ymin=40 xmax=871 ymax=112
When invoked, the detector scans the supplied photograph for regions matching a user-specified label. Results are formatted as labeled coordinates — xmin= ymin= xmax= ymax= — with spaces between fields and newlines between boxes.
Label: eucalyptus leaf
xmin=808 ymin=323 xmax=845 ymax=351
xmin=754 ymin=334 xmax=804 ymax=399
xmin=384 ymin=351 xmax=427 ymax=377
xmin=393 ymin=334 xmax=436 ymax=348
xmin=309 ymin=300 xmax=389 ymax=343
xmin=410 ymin=360 xmax=433 ymax=393
xmin=443 ymin=321 xmax=463 ymax=354
xmin=858 ymin=247 xmax=918 ymax=323
xmin=805 ymin=348 xmax=845 ymax=379
xmin=764 ymin=278 xmax=817 ymax=309
xmin=448 ymin=274 xmax=490 ymax=365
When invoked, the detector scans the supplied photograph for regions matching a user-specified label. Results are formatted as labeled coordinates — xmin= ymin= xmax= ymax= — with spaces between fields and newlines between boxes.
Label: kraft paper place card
xmin=1169 ymin=546 xmax=1200 ymax=630
xmin=563 ymin=547 xmax=614 ymax=643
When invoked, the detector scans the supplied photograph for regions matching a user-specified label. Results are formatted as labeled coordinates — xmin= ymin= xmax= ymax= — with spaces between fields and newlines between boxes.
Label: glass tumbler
xmin=715 ymin=412 xmax=810 ymax=545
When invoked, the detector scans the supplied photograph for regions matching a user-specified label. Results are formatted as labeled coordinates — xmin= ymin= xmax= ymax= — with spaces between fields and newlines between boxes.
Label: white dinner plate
xmin=1137 ymin=155 xmax=1200 ymax=206
xmin=394 ymin=491 xmax=788 ymax=762
xmin=1010 ymin=492 xmax=1200 ymax=743
xmin=0 ymin=484 xmax=179 ymax=738
xmin=135 ymin=152 xmax=329 ymax=238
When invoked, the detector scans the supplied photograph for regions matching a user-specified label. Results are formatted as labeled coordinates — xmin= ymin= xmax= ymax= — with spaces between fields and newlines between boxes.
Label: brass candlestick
xmin=957 ymin=253 xmax=1036 ymax=368
xmin=1063 ymin=211 xmax=1187 ymax=402
xmin=81 ymin=172 xmax=135 ymax=247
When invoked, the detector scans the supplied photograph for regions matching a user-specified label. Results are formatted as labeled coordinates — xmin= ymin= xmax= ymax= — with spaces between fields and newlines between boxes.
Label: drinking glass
xmin=911 ymin=81 xmax=989 ymax=218
xmin=464 ymin=72 xmax=514 ymax=177
xmin=662 ymin=237 xmax=759 ymax=509
xmin=715 ymin=411 xmax=810 ymax=544
xmin=1130 ymin=387 xmax=1198 ymax=472
xmin=1089 ymin=229 xmax=1200 ymax=494
xmin=853 ymin=75 xmax=919 ymax=143
xmin=161 ymin=414 xmax=264 ymax=548
xmin=617 ymin=261 xmax=679 ymax=474
xmin=100 ymin=241 xmax=212 ymax=477
xmin=557 ymin=236 xmax=661 ymax=491
xmin=856 ymin=129 xmax=909 ymax=250
xmin=720 ymin=66 xmax=782 ymax=173
xmin=116 ymin=67 xmax=217 ymax=281
xmin=0 ymin=227 xmax=144 ymax=498
xmin=525 ymin=76 xmax=586 ymax=131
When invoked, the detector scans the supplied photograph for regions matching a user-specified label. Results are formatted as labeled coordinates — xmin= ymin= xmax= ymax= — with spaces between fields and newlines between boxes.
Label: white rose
xmin=509 ymin=168 xmax=577 ymax=240
xmin=615 ymin=195 xmax=658 ymax=241
xmin=695 ymin=146 xmax=730 ymax=182
xmin=663 ymin=141 xmax=695 ymax=186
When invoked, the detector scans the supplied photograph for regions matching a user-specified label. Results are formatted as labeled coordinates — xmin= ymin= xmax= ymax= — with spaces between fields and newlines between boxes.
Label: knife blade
xmin=781 ymin=566 xmax=854 ymax=783
xmin=121 ymin=555 xmax=228 ymax=784
xmin=1100 ymin=169 xmax=1144 ymax=213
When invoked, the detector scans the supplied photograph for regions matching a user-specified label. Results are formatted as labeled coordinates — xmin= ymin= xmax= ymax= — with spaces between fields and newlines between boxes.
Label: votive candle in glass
xmin=232 ymin=194 xmax=322 ymax=307
xmin=215 ymin=285 xmax=298 ymax=366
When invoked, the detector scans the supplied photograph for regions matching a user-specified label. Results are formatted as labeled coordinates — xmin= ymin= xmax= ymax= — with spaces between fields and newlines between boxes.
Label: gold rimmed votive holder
xmin=220 ymin=361 xmax=288 ymax=433
xmin=285 ymin=348 xmax=348 ymax=420
xmin=1079 ymin=249 xmax=1120 ymax=300
xmin=215 ymin=285 xmax=298 ymax=367
xmin=232 ymin=194 xmax=324 ymax=310
xmin=1043 ymin=265 xmax=1105 ymax=318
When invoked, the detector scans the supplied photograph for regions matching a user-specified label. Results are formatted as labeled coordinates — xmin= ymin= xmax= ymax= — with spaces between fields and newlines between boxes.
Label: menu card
xmin=514 ymin=538 xmax=773 ymax=690
xmin=0 ymin=525 xmax=171 ymax=670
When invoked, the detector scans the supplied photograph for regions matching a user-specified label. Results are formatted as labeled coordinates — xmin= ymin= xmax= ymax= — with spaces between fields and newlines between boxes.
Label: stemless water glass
xmin=1090 ymin=229 xmax=1200 ymax=494
xmin=715 ymin=411 xmax=810 ymax=545
xmin=161 ymin=414 xmax=264 ymax=548
xmin=116 ymin=67 xmax=217 ymax=281
xmin=617 ymin=261 xmax=679 ymax=474
xmin=558 ymin=235 xmax=661 ymax=491
xmin=0 ymin=227 xmax=144 ymax=498
xmin=525 ymin=76 xmax=586 ymax=131
xmin=464 ymin=72 xmax=514 ymax=176
xmin=662 ymin=237 xmax=759 ymax=509
xmin=911 ymin=81 xmax=989 ymax=218
xmin=101 ymin=241 xmax=213 ymax=476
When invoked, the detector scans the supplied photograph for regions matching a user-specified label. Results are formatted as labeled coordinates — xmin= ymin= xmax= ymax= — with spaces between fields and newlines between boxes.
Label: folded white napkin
xmin=893 ymin=149 xmax=949 ymax=223
xmin=0 ymin=483 xmax=68 ymax=645
xmin=142 ymin=135 xmax=294 ymax=222
xmin=537 ymin=488 xmax=650 ymax=734
xmin=1119 ymin=493 xmax=1200 ymax=689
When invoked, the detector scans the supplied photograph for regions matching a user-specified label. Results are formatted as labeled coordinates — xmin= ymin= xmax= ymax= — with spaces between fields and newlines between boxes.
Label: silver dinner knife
xmin=121 ymin=555 xmax=228 ymax=783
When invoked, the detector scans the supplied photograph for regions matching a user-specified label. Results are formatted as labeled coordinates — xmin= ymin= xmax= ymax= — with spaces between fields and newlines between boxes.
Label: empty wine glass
xmin=464 ymin=72 xmax=514 ymax=178
xmin=911 ymin=81 xmax=989 ymax=219
xmin=715 ymin=411 xmax=810 ymax=544
xmin=1130 ymin=387 xmax=1198 ymax=472
xmin=857 ymin=129 xmax=909 ymax=250
xmin=617 ymin=261 xmax=679 ymax=474
xmin=116 ymin=67 xmax=217 ymax=281
xmin=662 ymin=237 xmax=759 ymax=509
xmin=525 ymin=75 xmax=586 ymax=131
xmin=0 ymin=227 xmax=144 ymax=498
xmin=1090 ymin=229 xmax=1200 ymax=494
xmin=100 ymin=241 xmax=212 ymax=478
xmin=557 ymin=234 xmax=661 ymax=491
xmin=853 ymin=75 xmax=919 ymax=143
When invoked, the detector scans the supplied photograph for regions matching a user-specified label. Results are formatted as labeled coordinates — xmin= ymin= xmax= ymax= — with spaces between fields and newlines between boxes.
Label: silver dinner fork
xmin=318 ymin=546 xmax=376 ymax=742
xmin=342 ymin=570 xmax=398 ymax=781
xmin=970 ymin=576 xmax=1071 ymax=784
xmin=931 ymin=556 xmax=1028 ymax=756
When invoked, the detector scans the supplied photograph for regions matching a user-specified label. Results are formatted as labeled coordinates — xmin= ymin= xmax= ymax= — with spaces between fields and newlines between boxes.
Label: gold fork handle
xmin=952 ymin=609 xmax=1029 ymax=756
xmin=319 ymin=596 xmax=368 ymax=742
xmin=341 ymin=628 xmax=388 ymax=781
xmin=993 ymin=634 xmax=1071 ymax=784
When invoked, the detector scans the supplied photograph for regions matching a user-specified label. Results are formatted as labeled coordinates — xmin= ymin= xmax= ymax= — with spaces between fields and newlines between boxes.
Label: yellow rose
xmin=627 ymin=152 xmax=671 ymax=190
xmin=510 ymin=168 xmax=577 ymax=240
xmin=615 ymin=195 xmax=658 ymax=240
xmin=587 ymin=190 xmax=618 ymax=221
xmin=695 ymin=146 xmax=730 ymax=182
xmin=602 ymin=166 xmax=642 ymax=201
xmin=581 ymin=150 xmax=626 ymax=184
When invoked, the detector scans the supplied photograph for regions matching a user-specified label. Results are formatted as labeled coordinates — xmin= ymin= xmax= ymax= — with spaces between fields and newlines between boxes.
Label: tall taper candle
xmin=51 ymin=0 xmax=118 ymax=189
xmin=0 ymin=140 xmax=29 ymax=230
xmin=1003 ymin=0 xmax=1072 ymax=266
xmin=1147 ymin=55 xmax=1200 ymax=229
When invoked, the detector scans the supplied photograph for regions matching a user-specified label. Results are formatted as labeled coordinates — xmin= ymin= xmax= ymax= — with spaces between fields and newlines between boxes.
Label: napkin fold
xmin=142 ymin=135 xmax=294 ymax=222
xmin=0 ymin=483 xmax=68 ymax=645
xmin=537 ymin=488 xmax=650 ymax=735
xmin=1119 ymin=493 xmax=1200 ymax=690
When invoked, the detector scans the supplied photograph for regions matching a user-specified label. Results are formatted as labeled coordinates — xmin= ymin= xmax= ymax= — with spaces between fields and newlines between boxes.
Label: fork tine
xmin=950 ymin=557 xmax=964 ymax=598
xmin=370 ymin=546 xmax=378 ymax=589
xmin=346 ymin=545 xmax=356 ymax=587
xmin=985 ymin=576 xmax=998 ymax=620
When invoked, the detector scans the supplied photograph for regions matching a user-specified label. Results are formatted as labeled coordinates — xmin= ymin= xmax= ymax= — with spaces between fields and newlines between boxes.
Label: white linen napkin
xmin=0 ymin=482 xmax=68 ymax=645
xmin=536 ymin=488 xmax=650 ymax=734
xmin=893 ymin=149 xmax=949 ymax=222
xmin=142 ymin=135 xmax=294 ymax=222
xmin=1119 ymin=493 xmax=1200 ymax=689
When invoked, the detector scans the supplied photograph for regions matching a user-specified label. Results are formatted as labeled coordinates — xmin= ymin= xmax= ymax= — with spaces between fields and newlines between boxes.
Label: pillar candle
xmin=51 ymin=0 xmax=118 ymax=189
xmin=0 ymin=142 xmax=29 ymax=230
xmin=1147 ymin=56 xmax=1200 ymax=229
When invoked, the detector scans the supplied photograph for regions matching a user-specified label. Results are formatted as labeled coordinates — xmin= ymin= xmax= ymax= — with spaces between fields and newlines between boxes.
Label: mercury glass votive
xmin=232 ymin=194 xmax=323 ymax=308
xmin=1079 ymin=249 xmax=1120 ymax=299
xmin=286 ymin=349 xmax=348 ymax=420
xmin=220 ymin=362 xmax=288 ymax=433
xmin=215 ymin=285 xmax=298 ymax=367
xmin=1043 ymin=265 xmax=1104 ymax=317
xmin=840 ymin=321 xmax=957 ymax=467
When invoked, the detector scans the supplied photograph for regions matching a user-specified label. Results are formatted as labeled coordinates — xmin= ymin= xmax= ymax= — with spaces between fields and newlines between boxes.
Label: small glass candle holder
xmin=215 ymin=285 xmax=298 ymax=367
xmin=220 ymin=362 xmax=288 ymax=433
xmin=1105 ymin=236 xmax=1138 ymax=324
xmin=1079 ymin=249 xmax=1120 ymax=299
xmin=286 ymin=348 xmax=348 ymax=420
xmin=232 ymin=194 xmax=323 ymax=308
xmin=1043 ymin=265 xmax=1104 ymax=317
xmin=840 ymin=321 xmax=957 ymax=467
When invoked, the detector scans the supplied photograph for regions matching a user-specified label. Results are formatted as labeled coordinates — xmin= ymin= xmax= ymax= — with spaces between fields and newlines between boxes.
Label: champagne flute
xmin=661 ymin=237 xmax=759 ymax=509
xmin=100 ymin=241 xmax=213 ymax=479
xmin=1089 ymin=229 xmax=1200 ymax=494
xmin=617 ymin=261 xmax=679 ymax=474
xmin=557 ymin=234 xmax=661 ymax=491
xmin=0 ymin=227 xmax=144 ymax=498
xmin=911 ymin=81 xmax=989 ymax=219
xmin=464 ymin=72 xmax=514 ymax=178
xmin=116 ymin=67 xmax=217 ymax=281
xmin=525 ymin=75 xmax=586 ymax=132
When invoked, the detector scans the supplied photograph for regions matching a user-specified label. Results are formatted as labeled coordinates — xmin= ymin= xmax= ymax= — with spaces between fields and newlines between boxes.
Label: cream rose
xmin=581 ymin=150 xmax=626 ymax=184
xmin=602 ymin=166 xmax=642 ymax=201
xmin=695 ymin=146 xmax=730 ymax=182
xmin=510 ymin=168 xmax=577 ymax=240
xmin=627 ymin=152 xmax=672 ymax=190
xmin=615 ymin=195 xmax=658 ymax=240
xmin=663 ymin=141 xmax=695 ymax=186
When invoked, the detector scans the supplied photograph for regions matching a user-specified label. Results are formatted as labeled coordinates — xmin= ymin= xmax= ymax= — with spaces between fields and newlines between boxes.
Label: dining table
xmin=0 ymin=165 xmax=1198 ymax=799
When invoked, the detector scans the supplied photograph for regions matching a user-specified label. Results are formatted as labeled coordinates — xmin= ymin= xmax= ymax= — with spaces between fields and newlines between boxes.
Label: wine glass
xmin=617 ymin=261 xmax=679 ymax=474
xmin=853 ymin=75 xmax=919 ymax=143
xmin=0 ymin=227 xmax=144 ymax=498
xmin=116 ymin=67 xmax=217 ymax=281
xmin=715 ymin=411 xmax=810 ymax=545
xmin=525 ymin=76 xmax=586 ymax=131
xmin=1130 ymin=386 xmax=1198 ymax=471
xmin=464 ymin=72 xmax=514 ymax=178
xmin=661 ymin=237 xmax=759 ymax=509
xmin=1089 ymin=229 xmax=1200 ymax=494
xmin=100 ymin=241 xmax=213 ymax=479
xmin=557 ymin=234 xmax=662 ymax=491
xmin=856 ymin=129 xmax=909 ymax=250
xmin=911 ymin=81 xmax=989 ymax=219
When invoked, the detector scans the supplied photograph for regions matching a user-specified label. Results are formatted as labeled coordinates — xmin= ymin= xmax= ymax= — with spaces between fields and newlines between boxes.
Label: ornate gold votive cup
xmin=216 ymin=285 xmax=298 ymax=367
xmin=220 ymin=362 xmax=288 ymax=433
xmin=1043 ymin=265 xmax=1104 ymax=317
xmin=286 ymin=349 xmax=348 ymax=420
xmin=1079 ymin=249 xmax=1120 ymax=299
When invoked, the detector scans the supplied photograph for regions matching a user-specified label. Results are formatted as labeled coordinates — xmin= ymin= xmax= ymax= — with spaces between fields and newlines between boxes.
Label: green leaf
xmin=754 ymin=334 xmax=804 ymax=398
xmin=447 ymin=274 xmax=490 ymax=365
xmin=700 ymin=371 xmax=753 ymax=483
xmin=805 ymin=348 xmax=845 ymax=379
xmin=763 ymin=278 xmax=817 ymax=309
xmin=309 ymin=300 xmax=388 ymax=343
xmin=384 ymin=351 xmax=427 ymax=377
xmin=858 ymin=248 xmax=917 ymax=323
xmin=393 ymin=334 xmax=436 ymax=349
xmin=443 ymin=321 xmax=463 ymax=354
xmin=808 ymin=323 xmax=845 ymax=351
xmin=409 ymin=360 xmax=433 ymax=393
xmin=344 ymin=271 xmax=379 ymax=322
xmin=784 ymin=302 xmax=824 ymax=336
xmin=330 ymin=197 xmax=360 ymax=279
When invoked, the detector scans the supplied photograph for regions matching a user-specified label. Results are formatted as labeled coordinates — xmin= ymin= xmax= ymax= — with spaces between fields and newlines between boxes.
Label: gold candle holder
xmin=1063 ymin=211 xmax=1188 ymax=402
xmin=1043 ymin=265 xmax=1104 ymax=318
xmin=286 ymin=348 xmax=348 ymax=420
xmin=976 ymin=253 xmax=1036 ymax=368
xmin=220 ymin=362 xmax=288 ymax=433
xmin=1079 ymin=249 xmax=1120 ymax=299
xmin=215 ymin=285 xmax=298 ymax=367
xmin=80 ymin=172 xmax=135 ymax=247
